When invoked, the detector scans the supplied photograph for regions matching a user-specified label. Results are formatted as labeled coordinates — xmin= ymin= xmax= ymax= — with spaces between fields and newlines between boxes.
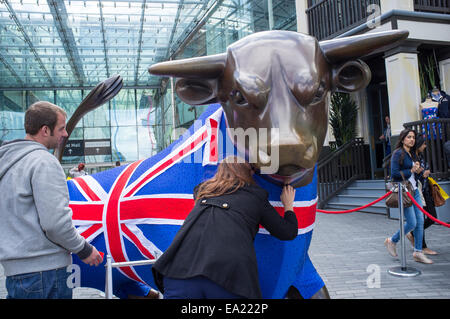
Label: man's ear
xmin=175 ymin=78 xmax=219 ymax=105
xmin=40 ymin=125 xmax=51 ymax=137
xmin=332 ymin=59 xmax=371 ymax=93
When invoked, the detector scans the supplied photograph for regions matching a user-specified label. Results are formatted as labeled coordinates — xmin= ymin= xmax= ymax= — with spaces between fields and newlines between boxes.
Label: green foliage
xmin=418 ymin=54 xmax=439 ymax=101
xmin=329 ymin=92 xmax=358 ymax=147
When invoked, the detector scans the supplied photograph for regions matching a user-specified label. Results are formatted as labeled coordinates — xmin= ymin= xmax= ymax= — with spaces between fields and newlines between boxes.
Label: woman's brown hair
xmin=195 ymin=156 xmax=255 ymax=202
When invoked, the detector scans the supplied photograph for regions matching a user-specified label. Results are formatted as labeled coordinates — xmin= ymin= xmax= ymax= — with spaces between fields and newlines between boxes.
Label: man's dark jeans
xmin=6 ymin=266 xmax=72 ymax=299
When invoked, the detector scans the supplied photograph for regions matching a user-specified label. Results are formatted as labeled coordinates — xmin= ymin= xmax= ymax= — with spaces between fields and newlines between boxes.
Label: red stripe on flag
xmin=268 ymin=204 xmax=316 ymax=229
xmin=70 ymin=203 xmax=104 ymax=221
xmin=80 ymin=224 xmax=102 ymax=240
xmin=121 ymin=224 xmax=155 ymax=260
xmin=124 ymin=130 xmax=208 ymax=198
xmin=120 ymin=197 xmax=315 ymax=230
xmin=209 ymin=118 xmax=218 ymax=162
xmin=120 ymin=198 xmax=195 ymax=221
xmin=105 ymin=160 xmax=144 ymax=284
xmin=75 ymin=178 xmax=101 ymax=201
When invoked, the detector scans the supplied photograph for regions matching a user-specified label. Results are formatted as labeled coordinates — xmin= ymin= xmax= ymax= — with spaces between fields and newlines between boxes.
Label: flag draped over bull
xmin=67 ymin=29 xmax=409 ymax=298
xmin=68 ymin=103 xmax=323 ymax=299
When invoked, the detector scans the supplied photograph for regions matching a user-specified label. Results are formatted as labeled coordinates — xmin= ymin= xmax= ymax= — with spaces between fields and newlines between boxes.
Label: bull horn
xmin=148 ymin=53 xmax=227 ymax=79
xmin=320 ymin=30 xmax=409 ymax=64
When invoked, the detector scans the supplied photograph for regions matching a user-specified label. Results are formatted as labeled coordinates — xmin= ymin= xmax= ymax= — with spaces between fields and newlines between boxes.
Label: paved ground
xmin=309 ymin=211 xmax=450 ymax=299
xmin=1 ymin=211 xmax=449 ymax=299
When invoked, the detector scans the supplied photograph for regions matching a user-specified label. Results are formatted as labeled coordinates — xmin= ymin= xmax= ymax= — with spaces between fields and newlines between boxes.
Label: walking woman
xmin=384 ymin=129 xmax=433 ymax=264
xmin=406 ymin=135 xmax=438 ymax=255
xmin=152 ymin=156 xmax=298 ymax=299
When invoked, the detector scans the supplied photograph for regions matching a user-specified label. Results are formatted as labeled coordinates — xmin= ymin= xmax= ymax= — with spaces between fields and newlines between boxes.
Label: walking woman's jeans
xmin=391 ymin=188 xmax=424 ymax=252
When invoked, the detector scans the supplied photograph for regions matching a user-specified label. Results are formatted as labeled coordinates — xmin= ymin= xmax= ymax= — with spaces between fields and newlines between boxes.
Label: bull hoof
xmin=286 ymin=285 xmax=330 ymax=299
xmin=310 ymin=286 xmax=330 ymax=299
xmin=128 ymin=289 xmax=161 ymax=299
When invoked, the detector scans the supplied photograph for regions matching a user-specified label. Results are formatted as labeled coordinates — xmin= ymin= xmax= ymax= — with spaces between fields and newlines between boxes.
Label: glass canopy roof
xmin=0 ymin=0 xmax=297 ymax=90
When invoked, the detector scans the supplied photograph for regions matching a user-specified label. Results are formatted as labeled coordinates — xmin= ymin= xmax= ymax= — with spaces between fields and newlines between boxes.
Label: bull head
xmin=149 ymin=30 xmax=408 ymax=187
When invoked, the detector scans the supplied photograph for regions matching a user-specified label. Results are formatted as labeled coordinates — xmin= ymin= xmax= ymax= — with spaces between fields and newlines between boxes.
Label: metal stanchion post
xmin=388 ymin=183 xmax=421 ymax=277
xmin=105 ymin=255 xmax=113 ymax=299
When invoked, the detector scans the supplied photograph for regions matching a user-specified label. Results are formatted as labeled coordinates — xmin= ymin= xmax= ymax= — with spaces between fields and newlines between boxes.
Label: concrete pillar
xmin=384 ymin=50 xmax=422 ymax=137
xmin=439 ymin=58 xmax=450 ymax=93
xmin=380 ymin=0 xmax=414 ymax=14
xmin=295 ymin=0 xmax=309 ymax=35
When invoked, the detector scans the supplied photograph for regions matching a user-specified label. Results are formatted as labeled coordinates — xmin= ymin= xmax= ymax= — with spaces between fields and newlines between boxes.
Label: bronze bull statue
xmin=58 ymin=29 xmax=408 ymax=299
xmin=149 ymin=30 xmax=408 ymax=188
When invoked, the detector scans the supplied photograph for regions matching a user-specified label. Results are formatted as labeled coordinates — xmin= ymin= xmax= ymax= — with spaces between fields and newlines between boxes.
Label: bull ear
xmin=332 ymin=59 xmax=371 ymax=93
xmin=175 ymin=78 xmax=219 ymax=105
xmin=320 ymin=30 xmax=409 ymax=64
xmin=149 ymin=53 xmax=226 ymax=105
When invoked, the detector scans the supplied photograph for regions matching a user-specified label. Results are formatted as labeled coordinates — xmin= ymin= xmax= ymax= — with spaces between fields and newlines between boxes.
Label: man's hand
xmin=82 ymin=246 xmax=103 ymax=266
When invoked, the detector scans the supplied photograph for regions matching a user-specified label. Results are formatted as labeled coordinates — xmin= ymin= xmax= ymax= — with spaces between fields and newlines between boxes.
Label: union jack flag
xmin=68 ymin=104 xmax=323 ymax=299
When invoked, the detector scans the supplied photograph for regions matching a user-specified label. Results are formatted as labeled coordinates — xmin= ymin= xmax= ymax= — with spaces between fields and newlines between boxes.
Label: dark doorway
xmin=367 ymin=83 xmax=390 ymax=179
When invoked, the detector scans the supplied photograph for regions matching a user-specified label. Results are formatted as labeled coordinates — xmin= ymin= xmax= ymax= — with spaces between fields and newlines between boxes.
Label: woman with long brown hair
xmin=152 ymin=156 xmax=298 ymax=299
xmin=384 ymin=129 xmax=432 ymax=264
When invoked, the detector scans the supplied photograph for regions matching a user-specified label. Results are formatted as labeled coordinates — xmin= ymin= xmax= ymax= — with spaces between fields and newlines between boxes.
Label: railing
xmin=414 ymin=0 xmax=450 ymax=14
xmin=105 ymin=255 xmax=157 ymax=299
xmin=317 ymin=137 xmax=368 ymax=208
xmin=403 ymin=118 xmax=450 ymax=180
xmin=306 ymin=0 xmax=380 ymax=40
xmin=306 ymin=0 xmax=449 ymax=41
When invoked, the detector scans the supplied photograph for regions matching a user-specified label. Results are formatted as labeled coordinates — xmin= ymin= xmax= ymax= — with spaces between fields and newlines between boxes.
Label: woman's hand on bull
xmin=281 ymin=185 xmax=296 ymax=212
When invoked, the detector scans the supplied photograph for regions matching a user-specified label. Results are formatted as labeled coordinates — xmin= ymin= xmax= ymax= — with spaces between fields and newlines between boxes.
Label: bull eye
xmin=311 ymin=81 xmax=326 ymax=105
xmin=230 ymin=89 xmax=248 ymax=106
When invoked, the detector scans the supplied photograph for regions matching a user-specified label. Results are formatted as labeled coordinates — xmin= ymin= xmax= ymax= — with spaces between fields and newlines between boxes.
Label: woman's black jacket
xmin=151 ymin=184 xmax=298 ymax=299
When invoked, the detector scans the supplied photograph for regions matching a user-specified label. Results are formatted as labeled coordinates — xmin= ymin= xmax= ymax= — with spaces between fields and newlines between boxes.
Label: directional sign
xmin=63 ymin=140 xmax=84 ymax=157
xmin=84 ymin=139 xmax=112 ymax=156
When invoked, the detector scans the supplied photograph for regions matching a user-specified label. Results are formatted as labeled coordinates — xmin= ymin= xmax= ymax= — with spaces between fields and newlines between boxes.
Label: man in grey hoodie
xmin=0 ymin=101 xmax=103 ymax=299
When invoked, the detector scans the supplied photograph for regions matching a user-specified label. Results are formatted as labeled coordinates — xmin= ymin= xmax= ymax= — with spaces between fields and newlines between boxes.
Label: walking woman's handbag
xmin=385 ymin=172 xmax=414 ymax=208
xmin=428 ymin=177 xmax=448 ymax=207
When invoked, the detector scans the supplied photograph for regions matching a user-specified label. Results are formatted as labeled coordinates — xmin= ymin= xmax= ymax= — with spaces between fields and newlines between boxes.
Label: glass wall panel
xmin=110 ymin=89 xmax=137 ymax=127
xmin=138 ymin=125 xmax=157 ymax=159
xmin=136 ymin=89 xmax=156 ymax=127
xmin=84 ymin=126 xmax=111 ymax=140
xmin=111 ymin=126 xmax=138 ymax=162
xmin=136 ymin=88 xmax=160 ymax=157
xmin=83 ymin=103 xmax=111 ymax=128
xmin=85 ymin=154 xmax=113 ymax=164
xmin=1 ymin=0 xmax=297 ymax=163
xmin=176 ymin=96 xmax=196 ymax=129
xmin=62 ymin=155 xmax=84 ymax=165
xmin=163 ymin=86 xmax=174 ymax=145
xmin=56 ymin=90 xmax=83 ymax=121
xmin=1 ymin=91 xmax=26 ymax=112
xmin=0 ymin=129 xmax=25 ymax=143
xmin=68 ymin=127 xmax=84 ymax=140
xmin=0 ymin=109 xmax=24 ymax=130
xmin=28 ymin=90 xmax=55 ymax=105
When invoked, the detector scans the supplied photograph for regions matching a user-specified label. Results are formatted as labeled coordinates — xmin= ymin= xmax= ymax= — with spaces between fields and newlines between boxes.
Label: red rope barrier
xmin=405 ymin=191 xmax=450 ymax=228
xmin=316 ymin=189 xmax=450 ymax=228
xmin=317 ymin=191 xmax=392 ymax=214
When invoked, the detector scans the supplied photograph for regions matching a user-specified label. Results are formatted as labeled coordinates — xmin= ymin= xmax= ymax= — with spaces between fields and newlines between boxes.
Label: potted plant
xmin=329 ymin=92 xmax=358 ymax=148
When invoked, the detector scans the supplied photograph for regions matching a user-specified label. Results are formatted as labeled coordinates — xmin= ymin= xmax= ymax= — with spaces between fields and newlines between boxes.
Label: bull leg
xmin=128 ymin=289 xmax=160 ymax=299
xmin=286 ymin=285 xmax=330 ymax=299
